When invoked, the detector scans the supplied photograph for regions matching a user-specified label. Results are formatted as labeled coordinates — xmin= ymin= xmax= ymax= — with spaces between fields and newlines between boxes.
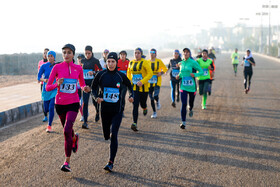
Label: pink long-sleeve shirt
xmin=46 ymin=61 xmax=86 ymax=105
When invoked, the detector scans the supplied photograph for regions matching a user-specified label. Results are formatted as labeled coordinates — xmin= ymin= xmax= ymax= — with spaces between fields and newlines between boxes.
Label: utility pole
xmin=256 ymin=12 xmax=268 ymax=53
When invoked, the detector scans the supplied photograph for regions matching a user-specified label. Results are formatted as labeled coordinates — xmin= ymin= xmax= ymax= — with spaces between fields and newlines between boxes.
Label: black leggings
xmin=133 ymin=91 xmax=148 ymax=124
xmin=233 ymin=64 xmax=238 ymax=73
xmin=170 ymin=80 xmax=180 ymax=102
xmin=244 ymin=71 xmax=253 ymax=89
xmin=101 ymin=111 xmax=123 ymax=163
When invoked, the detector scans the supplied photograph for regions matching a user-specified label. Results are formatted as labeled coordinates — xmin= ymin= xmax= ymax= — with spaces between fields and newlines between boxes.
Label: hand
xmin=84 ymin=86 xmax=91 ymax=93
xmin=97 ymin=97 xmax=104 ymax=104
xmin=57 ymin=78 xmax=64 ymax=86
xmin=44 ymin=79 xmax=48 ymax=83
xmin=176 ymin=75 xmax=180 ymax=80
xmin=157 ymin=72 xmax=162 ymax=77
xmin=128 ymin=97 xmax=134 ymax=103
xmin=88 ymin=71 xmax=94 ymax=76
xmin=208 ymin=65 xmax=212 ymax=70
xmin=137 ymin=81 xmax=143 ymax=87
xmin=190 ymin=73 xmax=195 ymax=78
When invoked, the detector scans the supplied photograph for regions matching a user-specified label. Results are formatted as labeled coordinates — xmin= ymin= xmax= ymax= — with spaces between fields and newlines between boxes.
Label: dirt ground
xmin=0 ymin=75 xmax=36 ymax=88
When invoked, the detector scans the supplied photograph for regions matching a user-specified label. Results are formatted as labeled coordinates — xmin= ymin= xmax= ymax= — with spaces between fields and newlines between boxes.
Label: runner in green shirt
xmin=176 ymin=48 xmax=203 ymax=129
xmin=196 ymin=49 xmax=214 ymax=109
xmin=231 ymin=48 xmax=239 ymax=76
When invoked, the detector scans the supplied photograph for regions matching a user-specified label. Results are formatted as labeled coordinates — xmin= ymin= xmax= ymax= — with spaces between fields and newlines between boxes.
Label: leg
xmin=149 ymin=87 xmax=156 ymax=112
xmin=139 ymin=92 xmax=148 ymax=109
xmin=133 ymin=91 xmax=140 ymax=124
xmin=64 ymin=111 xmax=78 ymax=158
xmin=109 ymin=112 xmax=123 ymax=163
xmin=82 ymin=91 xmax=89 ymax=122
xmin=154 ymin=86 xmax=160 ymax=103
xmin=188 ymin=92 xmax=196 ymax=111
xmin=202 ymin=81 xmax=210 ymax=107
xmin=44 ymin=100 xmax=50 ymax=115
xmin=180 ymin=90 xmax=188 ymax=122
xmin=48 ymin=98 xmax=55 ymax=126
xmin=176 ymin=81 xmax=180 ymax=102
xmin=92 ymin=94 xmax=100 ymax=122
xmin=41 ymin=84 xmax=47 ymax=118
xmin=248 ymin=71 xmax=253 ymax=90
xmin=101 ymin=111 xmax=113 ymax=140
xmin=244 ymin=71 xmax=248 ymax=90
xmin=170 ymin=80 xmax=176 ymax=103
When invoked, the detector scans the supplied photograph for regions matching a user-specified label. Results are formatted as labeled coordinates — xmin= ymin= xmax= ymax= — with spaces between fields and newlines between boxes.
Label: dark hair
xmin=202 ymin=49 xmax=208 ymax=54
xmin=119 ymin=50 xmax=127 ymax=56
xmin=44 ymin=48 xmax=49 ymax=51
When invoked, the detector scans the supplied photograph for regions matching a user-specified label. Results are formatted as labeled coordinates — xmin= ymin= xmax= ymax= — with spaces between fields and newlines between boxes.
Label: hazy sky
xmin=0 ymin=0 xmax=279 ymax=54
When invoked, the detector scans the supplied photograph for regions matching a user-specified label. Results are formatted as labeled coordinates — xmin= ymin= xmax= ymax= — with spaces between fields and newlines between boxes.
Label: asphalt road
xmin=0 ymin=53 xmax=279 ymax=186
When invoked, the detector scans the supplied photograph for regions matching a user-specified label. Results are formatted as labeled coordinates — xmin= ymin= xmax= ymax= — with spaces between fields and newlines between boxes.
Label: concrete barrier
xmin=0 ymin=101 xmax=43 ymax=128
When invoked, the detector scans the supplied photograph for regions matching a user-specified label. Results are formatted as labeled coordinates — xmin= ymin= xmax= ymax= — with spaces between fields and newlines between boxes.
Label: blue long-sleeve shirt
xmin=37 ymin=62 xmax=57 ymax=101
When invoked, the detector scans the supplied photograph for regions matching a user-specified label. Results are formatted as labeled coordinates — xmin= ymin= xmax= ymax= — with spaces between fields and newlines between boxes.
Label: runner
xmin=176 ymin=48 xmax=203 ymax=129
xmin=127 ymin=47 xmax=153 ymax=131
xmin=91 ymin=52 xmax=134 ymax=172
xmin=77 ymin=54 xmax=85 ymax=121
xmin=37 ymin=51 xmax=57 ymax=132
xmin=231 ymin=48 xmax=239 ymax=76
xmin=99 ymin=49 xmax=109 ymax=70
xmin=81 ymin=45 xmax=103 ymax=129
xmin=117 ymin=50 xmax=130 ymax=115
xmin=147 ymin=48 xmax=167 ymax=118
xmin=38 ymin=48 xmax=49 ymax=122
xmin=196 ymin=48 xmax=202 ymax=59
xmin=208 ymin=49 xmax=216 ymax=96
xmin=196 ymin=49 xmax=214 ymax=109
xmin=46 ymin=44 xmax=91 ymax=172
xmin=168 ymin=49 xmax=182 ymax=108
xmin=241 ymin=49 xmax=256 ymax=94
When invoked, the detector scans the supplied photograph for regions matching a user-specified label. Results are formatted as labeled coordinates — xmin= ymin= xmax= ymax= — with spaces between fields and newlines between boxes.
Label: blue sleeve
xmin=37 ymin=64 xmax=45 ymax=81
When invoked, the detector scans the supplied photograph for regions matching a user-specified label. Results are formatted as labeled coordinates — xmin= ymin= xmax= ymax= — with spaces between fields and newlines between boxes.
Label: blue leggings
xmin=83 ymin=91 xmax=99 ymax=122
xmin=180 ymin=90 xmax=196 ymax=122
xmin=101 ymin=111 xmax=123 ymax=163
xmin=43 ymin=97 xmax=55 ymax=126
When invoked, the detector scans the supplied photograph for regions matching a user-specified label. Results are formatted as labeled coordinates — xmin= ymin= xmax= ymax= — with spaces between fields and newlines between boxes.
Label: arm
xmin=192 ymin=61 xmax=203 ymax=77
xmin=46 ymin=66 xmax=58 ymax=91
xmin=122 ymin=73 xmax=134 ymax=99
xmin=248 ymin=57 xmax=256 ymax=66
xmin=37 ymin=65 xmax=45 ymax=83
xmin=158 ymin=60 xmax=168 ymax=75
xmin=78 ymin=67 xmax=86 ymax=90
xmin=127 ymin=62 xmax=132 ymax=81
xmin=91 ymin=72 xmax=101 ymax=101
xmin=140 ymin=61 xmax=153 ymax=84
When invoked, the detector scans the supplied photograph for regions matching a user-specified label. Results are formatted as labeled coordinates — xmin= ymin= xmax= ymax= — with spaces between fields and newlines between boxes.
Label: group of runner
xmin=37 ymin=45 xmax=255 ymax=173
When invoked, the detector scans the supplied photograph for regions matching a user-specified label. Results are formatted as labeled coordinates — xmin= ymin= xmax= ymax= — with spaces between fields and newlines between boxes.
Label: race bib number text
xmin=103 ymin=87 xmax=119 ymax=103
xmin=60 ymin=78 xmax=77 ymax=94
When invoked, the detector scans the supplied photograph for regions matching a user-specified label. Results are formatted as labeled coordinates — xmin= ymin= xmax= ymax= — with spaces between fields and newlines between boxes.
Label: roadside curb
xmin=254 ymin=53 xmax=280 ymax=63
xmin=0 ymin=101 xmax=43 ymax=128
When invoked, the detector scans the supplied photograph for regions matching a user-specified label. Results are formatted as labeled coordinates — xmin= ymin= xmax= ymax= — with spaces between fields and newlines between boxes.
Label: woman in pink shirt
xmin=46 ymin=44 xmax=91 ymax=172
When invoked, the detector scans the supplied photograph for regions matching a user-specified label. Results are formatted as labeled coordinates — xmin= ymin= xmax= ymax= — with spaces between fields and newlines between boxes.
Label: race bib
xmin=103 ymin=87 xmax=119 ymax=103
xmin=83 ymin=69 xmax=94 ymax=79
xmin=234 ymin=56 xmax=238 ymax=60
xmin=182 ymin=77 xmax=193 ymax=86
xmin=172 ymin=69 xmax=179 ymax=77
xmin=120 ymin=70 xmax=127 ymax=75
xmin=244 ymin=60 xmax=250 ymax=67
xmin=132 ymin=74 xmax=143 ymax=85
xmin=203 ymin=68 xmax=209 ymax=76
xmin=148 ymin=75 xmax=158 ymax=84
xmin=60 ymin=78 xmax=77 ymax=94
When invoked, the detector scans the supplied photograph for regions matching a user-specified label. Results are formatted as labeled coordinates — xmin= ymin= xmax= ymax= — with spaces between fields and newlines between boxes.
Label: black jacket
xmin=242 ymin=57 xmax=255 ymax=72
xmin=91 ymin=68 xmax=133 ymax=114
xmin=168 ymin=57 xmax=182 ymax=82
xmin=81 ymin=55 xmax=103 ymax=86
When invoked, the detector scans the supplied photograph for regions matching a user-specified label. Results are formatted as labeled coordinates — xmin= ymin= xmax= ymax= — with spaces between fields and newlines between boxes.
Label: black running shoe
xmin=171 ymin=102 xmax=176 ymax=108
xmin=131 ymin=123 xmax=138 ymax=131
xmin=189 ymin=110 xmax=193 ymax=117
xmin=176 ymin=97 xmax=180 ymax=102
xmin=95 ymin=114 xmax=100 ymax=122
xmin=143 ymin=109 xmax=148 ymax=116
xmin=61 ymin=162 xmax=71 ymax=172
xmin=104 ymin=161 xmax=114 ymax=172
xmin=180 ymin=124 xmax=186 ymax=129
xmin=82 ymin=122 xmax=89 ymax=129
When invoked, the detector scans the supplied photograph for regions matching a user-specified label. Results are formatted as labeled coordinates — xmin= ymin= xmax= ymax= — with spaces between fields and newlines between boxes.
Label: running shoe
xmin=80 ymin=116 xmax=84 ymax=122
xmin=151 ymin=112 xmax=157 ymax=119
xmin=72 ymin=133 xmax=79 ymax=153
xmin=171 ymin=102 xmax=176 ymax=108
xmin=131 ymin=123 xmax=138 ymax=131
xmin=46 ymin=125 xmax=52 ymax=133
xmin=189 ymin=110 xmax=193 ymax=117
xmin=247 ymin=88 xmax=250 ymax=93
xmin=61 ymin=162 xmax=71 ymax=172
xmin=176 ymin=97 xmax=180 ymax=102
xmin=82 ymin=122 xmax=89 ymax=129
xmin=95 ymin=113 xmax=100 ymax=122
xmin=244 ymin=89 xmax=248 ymax=94
xmin=104 ymin=161 xmax=114 ymax=172
xmin=143 ymin=108 xmax=148 ymax=116
xmin=42 ymin=116 xmax=48 ymax=122
xmin=157 ymin=101 xmax=161 ymax=110
xmin=202 ymin=105 xmax=207 ymax=110
xmin=180 ymin=123 xmax=186 ymax=129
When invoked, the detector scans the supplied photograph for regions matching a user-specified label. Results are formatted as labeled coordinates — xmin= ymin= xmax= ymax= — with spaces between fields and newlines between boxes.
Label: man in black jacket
xmin=81 ymin=45 xmax=103 ymax=129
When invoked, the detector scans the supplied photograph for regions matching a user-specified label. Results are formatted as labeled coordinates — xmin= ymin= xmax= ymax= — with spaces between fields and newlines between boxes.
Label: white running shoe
xmin=151 ymin=112 xmax=157 ymax=118
xmin=80 ymin=116 xmax=84 ymax=122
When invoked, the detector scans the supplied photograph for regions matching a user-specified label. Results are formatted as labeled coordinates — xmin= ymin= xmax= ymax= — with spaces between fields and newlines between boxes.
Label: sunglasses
xmin=150 ymin=51 xmax=156 ymax=54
